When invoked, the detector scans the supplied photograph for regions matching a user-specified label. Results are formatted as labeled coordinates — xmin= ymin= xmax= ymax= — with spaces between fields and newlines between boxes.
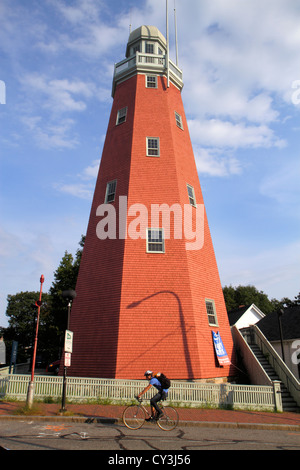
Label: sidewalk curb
xmin=1 ymin=415 xmax=300 ymax=431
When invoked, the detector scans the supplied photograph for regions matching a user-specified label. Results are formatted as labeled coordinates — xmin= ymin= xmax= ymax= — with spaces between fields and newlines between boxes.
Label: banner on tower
xmin=212 ymin=331 xmax=231 ymax=366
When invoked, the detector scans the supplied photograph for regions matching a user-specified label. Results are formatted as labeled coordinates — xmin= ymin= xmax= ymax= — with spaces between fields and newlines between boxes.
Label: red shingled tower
xmin=67 ymin=26 xmax=236 ymax=381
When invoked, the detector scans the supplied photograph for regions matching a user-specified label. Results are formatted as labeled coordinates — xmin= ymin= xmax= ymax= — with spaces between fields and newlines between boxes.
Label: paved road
xmin=0 ymin=420 xmax=300 ymax=452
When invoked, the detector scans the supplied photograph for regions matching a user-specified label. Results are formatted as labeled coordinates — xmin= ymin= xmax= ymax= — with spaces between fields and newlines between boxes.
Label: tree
xmin=292 ymin=292 xmax=300 ymax=305
xmin=223 ymin=284 xmax=274 ymax=314
xmin=3 ymin=291 xmax=55 ymax=364
xmin=48 ymin=235 xmax=85 ymax=349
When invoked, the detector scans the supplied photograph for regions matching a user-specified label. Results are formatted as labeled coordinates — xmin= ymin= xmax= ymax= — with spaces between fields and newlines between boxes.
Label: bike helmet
xmin=144 ymin=370 xmax=153 ymax=376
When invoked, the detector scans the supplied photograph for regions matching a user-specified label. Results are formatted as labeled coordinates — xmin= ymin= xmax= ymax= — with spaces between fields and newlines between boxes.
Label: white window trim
xmin=146 ymin=228 xmax=165 ymax=253
xmin=187 ymin=183 xmax=197 ymax=207
xmin=146 ymin=137 xmax=160 ymax=157
xmin=116 ymin=106 xmax=128 ymax=125
xmin=205 ymin=299 xmax=218 ymax=326
xmin=104 ymin=179 xmax=117 ymax=203
xmin=146 ymin=75 xmax=158 ymax=89
xmin=145 ymin=42 xmax=155 ymax=54
xmin=175 ymin=111 xmax=184 ymax=130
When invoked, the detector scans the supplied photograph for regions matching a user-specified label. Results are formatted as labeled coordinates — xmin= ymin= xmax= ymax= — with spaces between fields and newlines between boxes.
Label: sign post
xmin=60 ymin=289 xmax=76 ymax=412
xmin=64 ymin=330 xmax=73 ymax=353
xmin=64 ymin=352 xmax=71 ymax=367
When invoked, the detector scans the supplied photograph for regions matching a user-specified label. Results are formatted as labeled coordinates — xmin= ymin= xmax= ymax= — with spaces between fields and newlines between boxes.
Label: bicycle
xmin=122 ymin=397 xmax=179 ymax=431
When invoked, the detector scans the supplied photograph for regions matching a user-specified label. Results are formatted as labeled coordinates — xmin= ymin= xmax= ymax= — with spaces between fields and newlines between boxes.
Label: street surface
xmin=0 ymin=420 xmax=299 ymax=451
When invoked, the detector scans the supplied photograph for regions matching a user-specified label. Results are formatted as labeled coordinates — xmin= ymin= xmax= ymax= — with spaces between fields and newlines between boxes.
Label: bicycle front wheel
xmin=122 ymin=405 xmax=146 ymax=430
xmin=157 ymin=406 xmax=179 ymax=431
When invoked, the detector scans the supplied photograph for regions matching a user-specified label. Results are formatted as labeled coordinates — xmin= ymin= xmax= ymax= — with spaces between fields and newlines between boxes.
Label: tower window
xmin=145 ymin=43 xmax=154 ymax=54
xmin=146 ymin=75 xmax=157 ymax=88
xmin=175 ymin=111 xmax=184 ymax=130
xmin=104 ymin=180 xmax=117 ymax=203
xmin=147 ymin=137 xmax=160 ymax=156
xmin=116 ymin=107 xmax=127 ymax=125
xmin=158 ymin=47 xmax=164 ymax=64
xmin=205 ymin=299 xmax=218 ymax=326
xmin=147 ymin=228 xmax=165 ymax=253
xmin=187 ymin=184 xmax=196 ymax=207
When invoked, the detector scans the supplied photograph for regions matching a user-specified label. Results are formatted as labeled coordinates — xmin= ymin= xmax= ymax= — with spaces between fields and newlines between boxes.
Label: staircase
xmin=248 ymin=343 xmax=299 ymax=412
xmin=237 ymin=325 xmax=300 ymax=412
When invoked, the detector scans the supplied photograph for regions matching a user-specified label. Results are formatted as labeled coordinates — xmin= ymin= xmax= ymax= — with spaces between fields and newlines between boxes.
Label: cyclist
xmin=137 ymin=370 xmax=168 ymax=421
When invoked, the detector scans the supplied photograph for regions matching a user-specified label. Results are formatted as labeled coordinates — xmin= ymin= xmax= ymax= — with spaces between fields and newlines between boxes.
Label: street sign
xmin=64 ymin=330 xmax=73 ymax=353
xmin=64 ymin=352 xmax=71 ymax=367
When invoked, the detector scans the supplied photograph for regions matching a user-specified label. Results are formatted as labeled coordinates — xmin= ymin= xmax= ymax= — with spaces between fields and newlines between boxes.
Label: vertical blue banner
xmin=212 ymin=331 xmax=230 ymax=365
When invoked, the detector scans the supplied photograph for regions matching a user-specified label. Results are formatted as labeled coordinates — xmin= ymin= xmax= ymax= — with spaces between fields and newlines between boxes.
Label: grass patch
xmin=56 ymin=409 xmax=74 ymax=416
xmin=13 ymin=404 xmax=42 ymax=416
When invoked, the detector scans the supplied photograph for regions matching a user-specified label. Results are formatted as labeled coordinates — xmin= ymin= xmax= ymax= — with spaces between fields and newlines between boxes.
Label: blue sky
xmin=1 ymin=0 xmax=300 ymax=327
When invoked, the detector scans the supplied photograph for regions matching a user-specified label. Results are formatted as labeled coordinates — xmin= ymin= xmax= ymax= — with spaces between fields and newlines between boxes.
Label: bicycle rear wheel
xmin=157 ymin=406 xmax=179 ymax=431
xmin=122 ymin=405 xmax=146 ymax=429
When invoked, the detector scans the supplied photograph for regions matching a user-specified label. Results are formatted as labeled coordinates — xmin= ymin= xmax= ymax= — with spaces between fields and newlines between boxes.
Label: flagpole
xmin=174 ymin=0 xmax=178 ymax=66
xmin=166 ymin=0 xmax=170 ymax=88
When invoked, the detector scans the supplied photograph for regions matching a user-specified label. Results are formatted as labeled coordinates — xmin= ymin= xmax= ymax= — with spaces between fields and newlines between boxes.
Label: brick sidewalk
xmin=0 ymin=401 xmax=299 ymax=429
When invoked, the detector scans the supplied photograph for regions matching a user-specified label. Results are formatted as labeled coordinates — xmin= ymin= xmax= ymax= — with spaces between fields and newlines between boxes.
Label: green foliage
xmin=223 ymin=284 xmax=274 ymax=313
xmin=223 ymin=284 xmax=299 ymax=314
xmin=49 ymin=235 xmax=84 ymax=334
xmin=4 ymin=291 xmax=54 ymax=363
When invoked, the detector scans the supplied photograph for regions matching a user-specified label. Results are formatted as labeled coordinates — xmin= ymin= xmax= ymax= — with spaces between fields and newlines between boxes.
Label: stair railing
xmin=252 ymin=325 xmax=300 ymax=407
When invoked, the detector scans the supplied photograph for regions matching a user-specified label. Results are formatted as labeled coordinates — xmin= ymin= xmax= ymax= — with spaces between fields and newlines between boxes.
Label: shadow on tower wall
xmin=125 ymin=290 xmax=195 ymax=378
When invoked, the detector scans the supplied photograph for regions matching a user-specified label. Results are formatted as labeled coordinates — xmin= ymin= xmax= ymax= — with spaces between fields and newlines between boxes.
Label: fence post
xmin=273 ymin=380 xmax=283 ymax=412
xmin=219 ymin=383 xmax=229 ymax=407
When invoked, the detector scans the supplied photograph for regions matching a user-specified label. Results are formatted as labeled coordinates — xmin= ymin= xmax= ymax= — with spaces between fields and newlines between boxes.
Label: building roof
xmin=257 ymin=306 xmax=300 ymax=341
xmin=227 ymin=305 xmax=249 ymax=326
xmin=126 ymin=25 xmax=167 ymax=58
xmin=128 ymin=25 xmax=167 ymax=46
xmin=227 ymin=303 xmax=265 ymax=327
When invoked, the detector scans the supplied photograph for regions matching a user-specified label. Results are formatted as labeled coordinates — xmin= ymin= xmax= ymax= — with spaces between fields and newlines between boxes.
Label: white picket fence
xmin=0 ymin=374 xmax=281 ymax=411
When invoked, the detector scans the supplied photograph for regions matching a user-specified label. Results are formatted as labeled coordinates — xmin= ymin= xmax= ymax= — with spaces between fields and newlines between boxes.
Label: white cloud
xmin=55 ymin=183 xmax=94 ymax=200
xmin=19 ymin=74 xmax=101 ymax=149
xmin=81 ymin=160 xmax=100 ymax=180
xmin=193 ymin=147 xmax=241 ymax=177
xmin=22 ymin=74 xmax=95 ymax=113
xmin=52 ymin=0 xmax=102 ymax=25
xmin=169 ymin=0 xmax=300 ymax=176
xmin=21 ymin=115 xmax=79 ymax=149
xmin=188 ymin=119 xmax=286 ymax=150
xmin=54 ymin=159 xmax=99 ymax=199
xmin=47 ymin=0 xmax=129 ymax=58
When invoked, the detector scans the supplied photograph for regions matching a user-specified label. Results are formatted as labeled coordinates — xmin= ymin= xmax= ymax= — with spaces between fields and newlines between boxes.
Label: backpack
xmin=155 ymin=372 xmax=171 ymax=389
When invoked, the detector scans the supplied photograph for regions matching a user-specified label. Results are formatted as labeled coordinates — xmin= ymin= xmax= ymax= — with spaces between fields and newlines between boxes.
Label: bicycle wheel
xmin=157 ymin=406 xmax=179 ymax=431
xmin=122 ymin=405 xmax=146 ymax=430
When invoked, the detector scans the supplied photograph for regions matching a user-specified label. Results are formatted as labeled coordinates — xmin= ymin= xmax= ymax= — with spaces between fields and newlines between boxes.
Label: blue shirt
xmin=150 ymin=377 xmax=168 ymax=393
